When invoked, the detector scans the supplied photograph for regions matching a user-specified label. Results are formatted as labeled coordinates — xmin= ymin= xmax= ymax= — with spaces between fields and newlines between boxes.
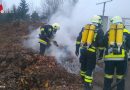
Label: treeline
xmin=0 ymin=0 xmax=78 ymax=24
xmin=0 ymin=0 xmax=40 ymax=23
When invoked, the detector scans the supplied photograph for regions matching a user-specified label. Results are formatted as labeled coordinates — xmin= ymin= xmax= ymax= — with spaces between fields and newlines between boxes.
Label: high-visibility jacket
xmin=39 ymin=24 xmax=54 ymax=45
xmin=76 ymin=24 xmax=104 ymax=53
xmin=104 ymin=28 xmax=130 ymax=61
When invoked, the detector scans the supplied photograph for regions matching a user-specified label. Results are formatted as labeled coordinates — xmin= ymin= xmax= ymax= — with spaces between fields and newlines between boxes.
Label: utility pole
xmin=96 ymin=0 xmax=113 ymax=16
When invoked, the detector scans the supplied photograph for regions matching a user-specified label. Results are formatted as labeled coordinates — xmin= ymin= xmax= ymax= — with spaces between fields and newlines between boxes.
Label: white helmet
xmin=111 ymin=16 xmax=122 ymax=24
xmin=91 ymin=15 xmax=102 ymax=24
xmin=52 ymin=23 xmax=60 ymax=30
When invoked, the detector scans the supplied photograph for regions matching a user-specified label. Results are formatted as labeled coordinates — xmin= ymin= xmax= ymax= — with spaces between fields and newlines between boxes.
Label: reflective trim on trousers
xmin=80 ymin=70 xmax=86 ymax=77
xmin=104 ymin=74 xmax=113 ymax=79
xmin=116 ymin=75 xmax=124 ymax=79
xmin=84 ymin=75 xmax=93 ymax=83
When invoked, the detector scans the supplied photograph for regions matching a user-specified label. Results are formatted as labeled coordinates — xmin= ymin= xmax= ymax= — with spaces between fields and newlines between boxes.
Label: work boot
xmin=83 ymin=83 xmax=92 ymax=90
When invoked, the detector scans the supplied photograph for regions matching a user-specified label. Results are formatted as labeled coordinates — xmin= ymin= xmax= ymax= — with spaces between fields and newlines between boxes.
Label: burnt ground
xmin=0 ymin=22 xmax=129 ymax=90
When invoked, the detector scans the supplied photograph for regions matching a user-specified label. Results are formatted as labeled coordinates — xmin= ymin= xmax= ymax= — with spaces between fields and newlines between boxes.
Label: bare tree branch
xmin=41 ymin=0 xmax=78 ymax=21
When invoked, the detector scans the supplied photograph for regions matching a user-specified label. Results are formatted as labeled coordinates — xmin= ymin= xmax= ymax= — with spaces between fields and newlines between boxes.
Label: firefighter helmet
xmin=91 ymin=15 xmax=102 ymax=24
xmin=111 ymin=16 xmax=122 ymax=24
xmin=52 ymin=23 xmax=60 ymax=30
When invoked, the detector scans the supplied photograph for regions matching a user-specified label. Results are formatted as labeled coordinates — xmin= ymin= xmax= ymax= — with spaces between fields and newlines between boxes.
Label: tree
xmin=41 ymin=0 xmax=63 ymax=21
xmin=17 ymin=0 xmax=29 ymax=20
xmin=31 ymin=11 xmax=40 ymax=22
xmin=41 ymin=0 xmax=78 ymax=21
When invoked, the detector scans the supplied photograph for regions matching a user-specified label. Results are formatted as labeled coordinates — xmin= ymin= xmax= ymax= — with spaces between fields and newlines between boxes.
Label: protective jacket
xmin=104 ymin=27 xmax=130 ymax=61
xmin=76 ymin=24 xmax=104 ymax=54
xmin=39 ymin=24 xmax=54 ymax=45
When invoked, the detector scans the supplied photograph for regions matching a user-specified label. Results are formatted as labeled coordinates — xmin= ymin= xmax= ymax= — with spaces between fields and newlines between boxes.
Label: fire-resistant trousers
xmin=79 ymin=48 xmax=96 ymax=84
xmin=40 ymin=43 xmax=47 ymax=55
xmin=103 ymin=60 xmax=127 ymax=90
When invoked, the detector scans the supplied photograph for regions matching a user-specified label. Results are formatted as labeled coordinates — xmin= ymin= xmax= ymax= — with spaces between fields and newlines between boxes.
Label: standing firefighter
xmin=103 ymin=16 xmax=130 ymax=90
xmin=39 ymin=23 xmax=60 ymax=55
xmin=75 ymin=15 xmax=104 ymax=90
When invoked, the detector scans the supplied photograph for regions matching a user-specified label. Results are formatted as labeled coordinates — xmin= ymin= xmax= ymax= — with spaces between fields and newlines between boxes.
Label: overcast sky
xmin=2 ymin=0 xmax=41 ymax=13
xmin=1 ymin=0 xmax=130 ymax=18
xmin=3 ymin=0 xmax=41 ymax=8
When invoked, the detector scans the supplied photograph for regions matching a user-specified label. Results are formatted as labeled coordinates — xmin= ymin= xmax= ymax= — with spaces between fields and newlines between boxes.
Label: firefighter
xmin=75 ymin=15 xmax=104 ymax=90
xmin=39 ymin=23 xmax=60 ymax=55
xmin=103 ymin=16 xmax=130 ymax=90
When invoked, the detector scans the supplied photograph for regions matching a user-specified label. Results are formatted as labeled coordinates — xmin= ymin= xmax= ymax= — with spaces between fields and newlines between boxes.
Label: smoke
xmin=46 ymin=1 xmax=82 ymax=74
xmin=23 ymin=28 xmax=40 ymax=52
xmin=24 ymin=0 xmax=104 ymax=74
xmin=48 ymin=0 xmax=102 ymax=74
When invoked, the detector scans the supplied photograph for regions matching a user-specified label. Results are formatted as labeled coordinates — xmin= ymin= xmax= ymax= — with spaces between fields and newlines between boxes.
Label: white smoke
xmin=23 ymin=28 xmax=40 ymax=52
xmin=24 ymin=0 xmax=103 ymax=74
xmin=48 ymin=0 xmax=102 ymax=74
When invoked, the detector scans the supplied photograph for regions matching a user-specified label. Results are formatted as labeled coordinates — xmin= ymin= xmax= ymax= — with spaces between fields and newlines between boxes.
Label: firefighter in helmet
xmin=75 ymin=15 xmax=104 ymax=90
xmin=103 ymin=16 xmax=130 ymax=90
xmin=39 ymin=23 xmax=60 ymax=55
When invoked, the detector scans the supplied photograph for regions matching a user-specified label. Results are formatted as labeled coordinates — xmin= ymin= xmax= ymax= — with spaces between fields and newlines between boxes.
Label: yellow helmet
xmin=111 ymin=16 xmax=122 ymax=24
xmin=52 ymin=23 xmax=60 ymax=30
xmin=91 ymin=15 xmax=102 ymax=24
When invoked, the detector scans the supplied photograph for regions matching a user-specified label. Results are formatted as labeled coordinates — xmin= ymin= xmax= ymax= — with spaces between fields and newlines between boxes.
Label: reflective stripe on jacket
xmin=39 ymin=39 xmax=47 ymax=45
xmin=104 ymin=49 xmax=125 ymax=61
xmin=80 ymin=46 xmax=96 ymax=52
xmin=103 ymin=28 xmax=129 ymax=61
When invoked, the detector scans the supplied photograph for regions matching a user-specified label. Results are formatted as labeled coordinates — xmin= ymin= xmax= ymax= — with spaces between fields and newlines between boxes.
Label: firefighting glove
xmin=75 ymin=44 xmax=80 ymax=56
xmin=75 ymin=49 xmax=79 ymax=56
xmin=39 ymin=34 xmax=41 ymax=38
xmin=53 ymin=41 xmax=59 ymax=47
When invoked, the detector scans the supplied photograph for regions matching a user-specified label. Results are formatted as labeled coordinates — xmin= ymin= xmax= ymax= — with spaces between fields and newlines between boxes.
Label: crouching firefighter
xmin=103 ymin=16 xmax=130 ymax=90
xmin=75 ymin=15 xmax=104 ymax=90
xmin=39 ymin=23 xmax=60 ymax=55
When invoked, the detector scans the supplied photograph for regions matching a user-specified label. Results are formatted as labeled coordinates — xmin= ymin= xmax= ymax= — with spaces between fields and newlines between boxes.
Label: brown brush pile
xmin=0 ymin=22 xmax=82 ymax=90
